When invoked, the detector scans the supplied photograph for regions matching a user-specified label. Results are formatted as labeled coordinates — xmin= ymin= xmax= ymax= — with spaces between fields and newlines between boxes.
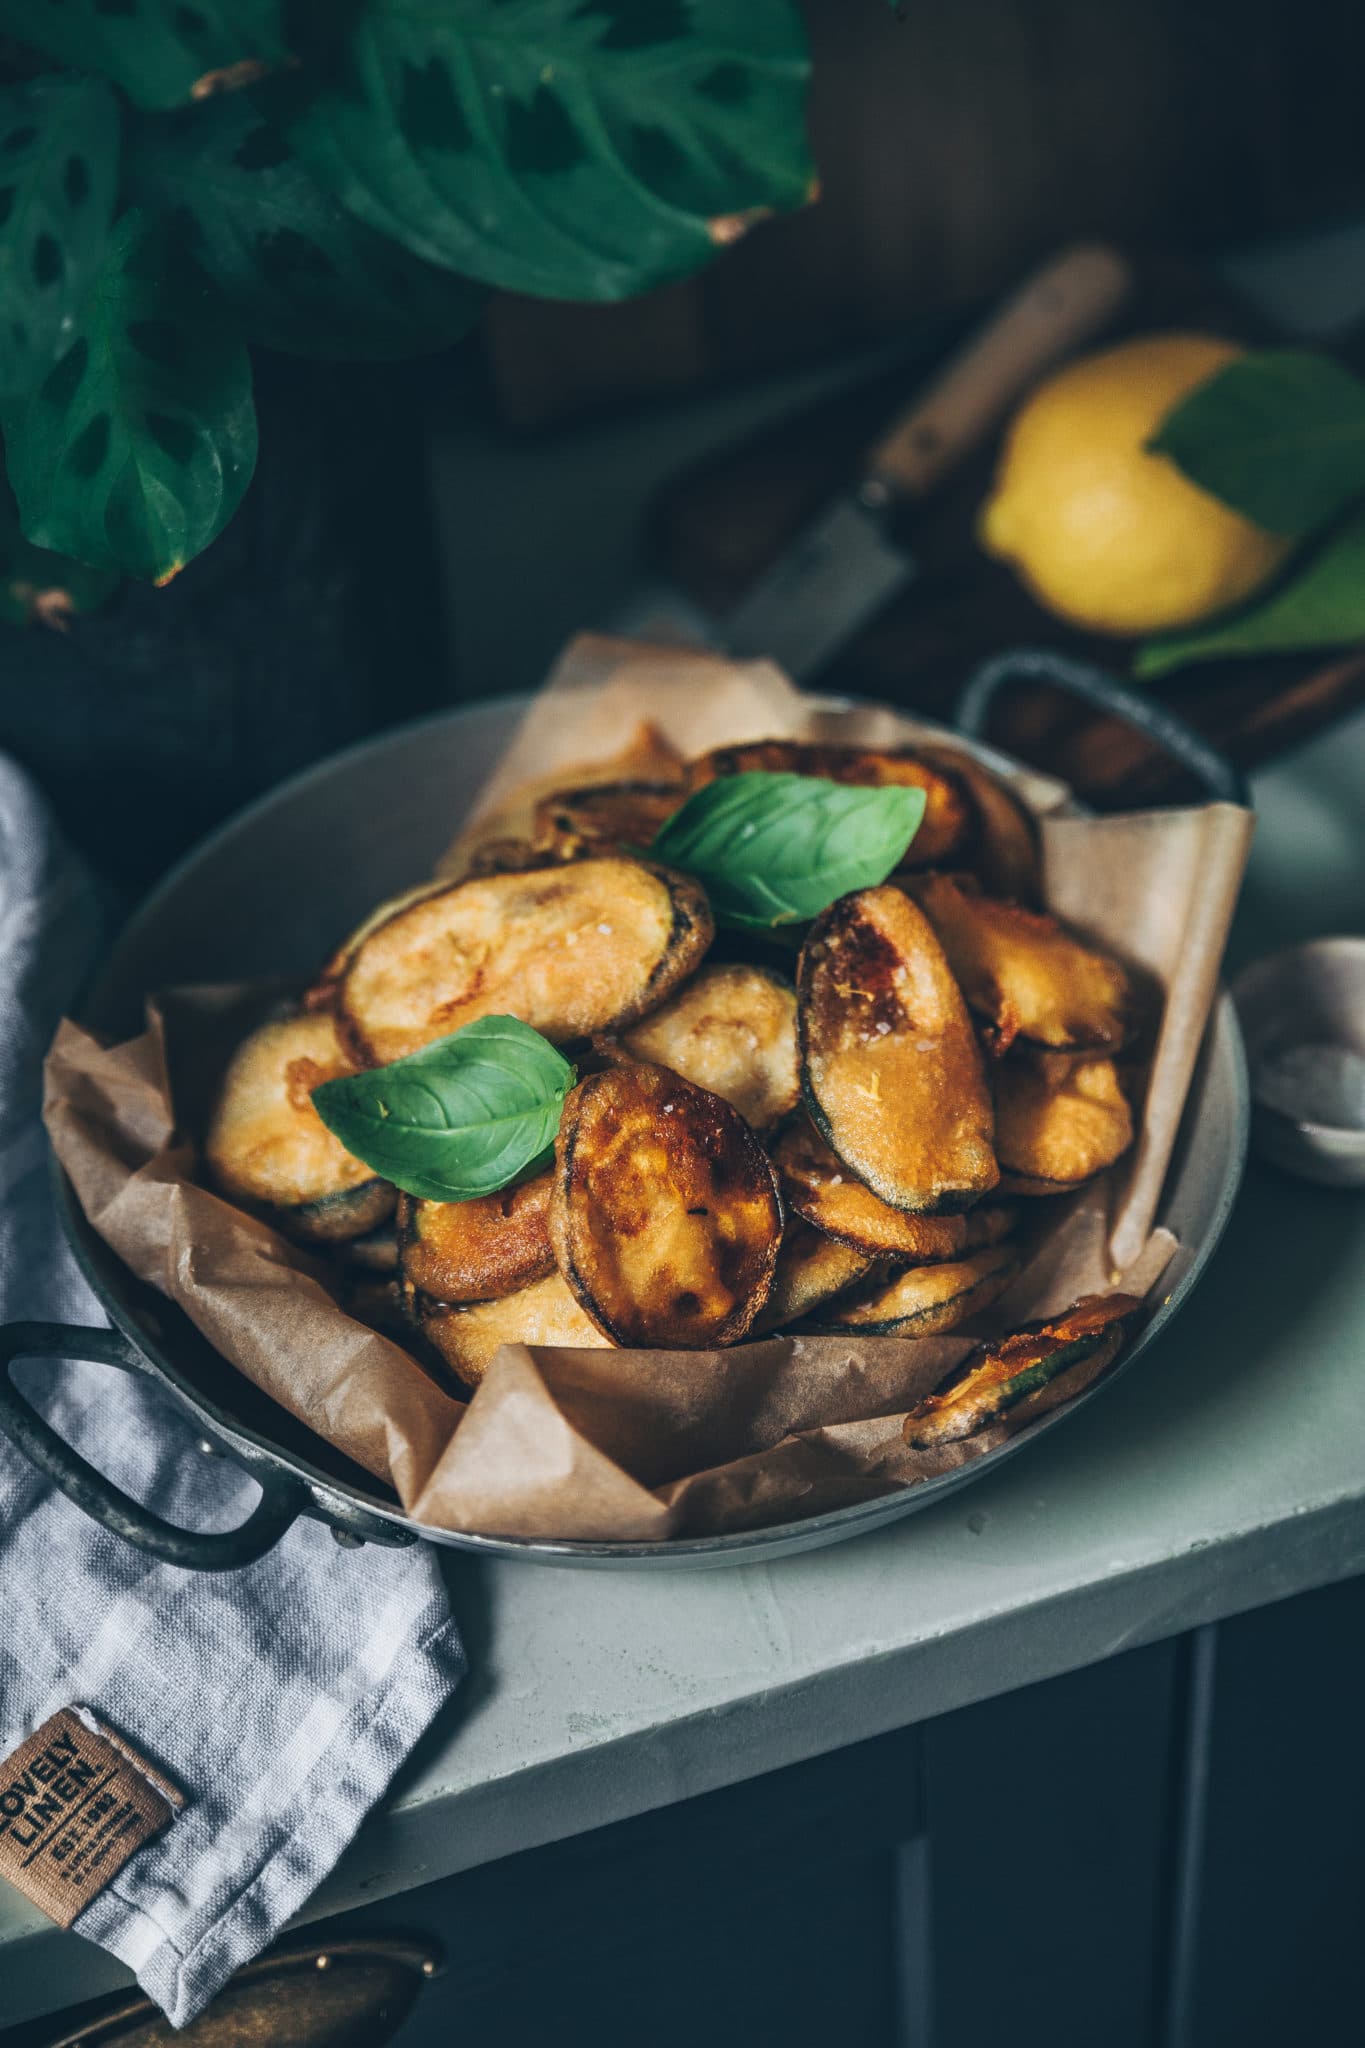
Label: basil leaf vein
xmin=652 ymin=770 xmax=926 ymax=928
xmin=312 ymin=1014 xmax=575 ymax=1203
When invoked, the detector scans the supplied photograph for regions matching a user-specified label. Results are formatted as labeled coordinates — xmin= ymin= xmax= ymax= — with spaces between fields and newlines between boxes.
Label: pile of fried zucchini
xmin=205 ymin=738 xmax=1144 ymax=1441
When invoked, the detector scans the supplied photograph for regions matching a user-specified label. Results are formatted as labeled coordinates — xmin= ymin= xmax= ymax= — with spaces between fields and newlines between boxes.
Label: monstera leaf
xmin=0 ymin=77 xmax=120 ymax=403
xmin=0 ymin=477 xmax=117 ymax=627
xmin=129 ymin=98 xmax=483 ymax=360
xmin=0 ymin=0 xmax=291 ymax=112
xmin=1 ymin=212 xmax=257 ymax=583
xmin=281 ymin=0 xmax=814 ymax=301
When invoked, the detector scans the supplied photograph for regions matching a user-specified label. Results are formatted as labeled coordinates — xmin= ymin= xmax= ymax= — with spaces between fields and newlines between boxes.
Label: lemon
xmin=979 ymin=333 xmax=1292 ymax=636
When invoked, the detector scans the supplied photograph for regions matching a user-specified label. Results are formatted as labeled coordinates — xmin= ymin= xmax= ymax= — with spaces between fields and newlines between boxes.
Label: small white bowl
xmin=1232 ymin=937 xmax=1365 ymax=1187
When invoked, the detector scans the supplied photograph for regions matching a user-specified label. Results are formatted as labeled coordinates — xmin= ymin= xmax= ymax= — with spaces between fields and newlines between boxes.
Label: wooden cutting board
xmin=648 ymin=253 xmax=1365 ymax=806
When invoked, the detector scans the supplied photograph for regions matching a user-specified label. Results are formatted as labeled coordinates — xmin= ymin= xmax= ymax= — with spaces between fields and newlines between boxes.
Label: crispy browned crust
xmin=550 ymin=1062 xmax=782 ymax=1348
xmin=918 ymin=746 xmax=1041 ymax=903
xmin=752 ymin=1220 xmax=877 ymax=1334
xmin=396 ymin=1176 xmax=556 ymax=1306
xmin=533 ymin=780 xmax=685 ymax=859
xmin=993 ymin=1051 xmax=1134 ymax=1184
xmin=908 ymin=873 xmax=1133 ymax=1056
xmin=810 ymin=1243 xmax=1020 ymax=1336
xmin=772 ymin=1118 xmax=972 ymax=1260
xmin=798 ymin=885 xmax=998 ymax=1214
xmin=205 ymin=1011 xmax=393 ymax=1240
xmin=904 ymin=1293 xmax=1140 ymax=1445
xmin=611 ymin=964 xmax=800 ymax=1132
xmin=685 ymin=739 xmax=974 ymax=869
xmin=336 ymin=856 xmax=714 ymax=1067
xmin=416 ymin=1271 xmax=613 ymax=1388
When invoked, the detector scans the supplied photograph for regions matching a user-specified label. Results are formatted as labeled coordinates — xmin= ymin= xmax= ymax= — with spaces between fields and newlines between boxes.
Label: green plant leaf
xmin=0 ymin=0 xmax=291 ymax=112
xmin=1135 ymin=509 xmax=1365 ymax=677
xmin=0 ymin=475 xmax=118 ymax=627
xmin=280 ymin=0 xmax=814 ymax=302
xmin=128 ymin=97 xmax=483 ymax=361
xmin=1 ymin=210 xmax=257 ymax=583
xmin=1149 ymin=348 xmax=1365 ymax=538
xmin=312 ymin=1014 xmax=576 ymax=1203
xmin=0 ymin=77 xmax=120 ymax=403
xmin=651 ymin=771 xmax=926 ymax=930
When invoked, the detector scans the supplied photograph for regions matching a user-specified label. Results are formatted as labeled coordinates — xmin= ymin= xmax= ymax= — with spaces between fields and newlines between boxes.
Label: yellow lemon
xmin=979 ymin=333 xmax=1291 ymax=636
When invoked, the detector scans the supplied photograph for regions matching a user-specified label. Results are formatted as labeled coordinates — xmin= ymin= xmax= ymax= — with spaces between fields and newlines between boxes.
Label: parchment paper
xmin=43 ymin=636 xmax=1253 ymax=1542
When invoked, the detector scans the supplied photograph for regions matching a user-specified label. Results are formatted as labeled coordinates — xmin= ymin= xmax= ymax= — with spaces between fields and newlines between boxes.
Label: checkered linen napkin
xmin=0 ymin=757 xmax=465 ymax=2026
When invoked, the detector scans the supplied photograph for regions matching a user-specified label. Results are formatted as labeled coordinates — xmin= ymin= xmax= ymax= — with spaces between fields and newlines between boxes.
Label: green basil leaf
xmin=0 ymin=77 xmax=120 ymax=404
xmin=0 ymin=474 xmax=118 ymax=627
xmin=0 ymin=0 xmax=291 ymax=112
xmin=1 ymin=210 xmax=257 ymax=583
xmin=1149 ymin=348 xmax=1365 ymax=538
xmin=312 ymin=1013 xmax=576 ymax=1203
xmin=128 ymin=98 xmax=483 ymax=362
xmin=1134 ymin=509 xmax=1365 ymax=678
xmin=652 ymin=771 xmax=926 ymax=930
xmin=280 ymin=0 xmax=814 ymax=303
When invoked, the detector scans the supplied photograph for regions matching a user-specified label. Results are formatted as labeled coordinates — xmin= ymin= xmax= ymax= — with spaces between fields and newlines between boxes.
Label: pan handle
xmin=955 ymin=649 xmax=1250 ymax=808
xmin=0 ymin=1322 xmax=306 ymax=1572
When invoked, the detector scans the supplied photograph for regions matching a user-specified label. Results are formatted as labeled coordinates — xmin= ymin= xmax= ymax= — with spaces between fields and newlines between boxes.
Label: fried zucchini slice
xmin=994 ymin=1052 xmax=1134 ymax=1185
xmin=963 ymin=1206 xmax=1017 ymax=1249
xmin=416 ymin=1271 xmax=612 ymax=1388
xmin=813 ymin=1242 xmax=1020 ymax=1336
xmin=904 ymin=1293 xmax=1139 ymax=1446
xmin=606 ymin=964 xmax=800 ymax=1132
xmin=396 ymin=1175 xmax=555 ymax=1306
xmin=533 ymin=780 xmax=685 ymax=858
xmin=773 ymin=1118 xmax=986 ymax=1260
xmin=338 ymin=856 xmax=713 ymax=1067
xmin=551 ymin=1062 xmax=782 ymax=1348
xmin=205 ymin=1013 xmax=395 ymax=1243
xmin=909 ymin=873 xmax=1132 ymax=1056
xmin=342 ymin=1226 xmax=399 ymax=1274
xmin=305 ymin=881 xmax=452 ymax=1011
xmin=686 ymin=740 xmax=973 ymax=868
xmin=752 ymin=1221 xmax=877 ymax=1334
xmin=798 ymin=886 xmax=998 ymax=1214
xmin=919 ymin=746 xmax=1041 ymax=903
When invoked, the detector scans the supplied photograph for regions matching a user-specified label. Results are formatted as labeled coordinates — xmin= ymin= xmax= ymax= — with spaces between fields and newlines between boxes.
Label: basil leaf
xmin=1149 ymin=349 xmax=1365 ymax=538
xmin=652 ymin=771 xmax=926 ymax=930
xmin=312 ymin=1014 xmax=575 ymax=1203
xmin=1135 ymin=508 xmax=1365 ymax=678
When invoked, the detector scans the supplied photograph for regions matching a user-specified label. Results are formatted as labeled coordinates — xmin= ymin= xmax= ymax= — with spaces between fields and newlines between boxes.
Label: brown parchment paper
xmin=42 ymin=636 xmax=1253 ymax=1542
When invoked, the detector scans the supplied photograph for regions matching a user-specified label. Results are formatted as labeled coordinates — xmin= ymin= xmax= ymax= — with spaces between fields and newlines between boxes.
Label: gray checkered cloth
xmin=0 ymin=757 xmax=465 ymax=2027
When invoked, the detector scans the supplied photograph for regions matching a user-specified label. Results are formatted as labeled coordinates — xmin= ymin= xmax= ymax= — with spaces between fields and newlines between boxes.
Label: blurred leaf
xmin=0 ymin=473 xmax=118 ymax=627
xmin=0 ymin=0 xmax=290 ymax=112
xmin=281 ymin=0 xmax=814 ymax=302
xmin=1135 ymin=509 xmax=1365 ymax=677
xmin=0 ymin=77 xmax=120 ymax=402
xmin=129 ymin=96 xmax=482 ymax=360
xmin=1 ymin=210 xmax=257 ymax=582
xmin=1149 ymin=348 xmax=1365 ymax=538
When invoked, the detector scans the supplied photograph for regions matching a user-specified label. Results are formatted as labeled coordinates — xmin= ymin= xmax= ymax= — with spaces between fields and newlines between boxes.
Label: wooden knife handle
xmin=866 ymin=244 xmax=1133 ymax=501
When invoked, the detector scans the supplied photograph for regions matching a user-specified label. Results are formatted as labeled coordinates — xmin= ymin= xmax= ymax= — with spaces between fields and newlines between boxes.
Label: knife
xmin=707 ymin=244 xmax=1133 ymax=681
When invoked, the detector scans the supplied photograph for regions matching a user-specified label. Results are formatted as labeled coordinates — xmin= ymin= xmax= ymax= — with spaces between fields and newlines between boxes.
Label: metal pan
xmin=0 ymin=656 xmax=1249 ymax=1570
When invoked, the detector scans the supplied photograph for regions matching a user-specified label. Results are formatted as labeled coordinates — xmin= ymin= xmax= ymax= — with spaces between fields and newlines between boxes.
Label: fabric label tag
xmin=0 ymin=1706 xmax=182 ymax=1927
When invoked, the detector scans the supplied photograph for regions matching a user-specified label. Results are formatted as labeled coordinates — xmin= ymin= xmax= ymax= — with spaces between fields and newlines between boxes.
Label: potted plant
xmin=0 ymin=3 xmax=813 ymax=879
